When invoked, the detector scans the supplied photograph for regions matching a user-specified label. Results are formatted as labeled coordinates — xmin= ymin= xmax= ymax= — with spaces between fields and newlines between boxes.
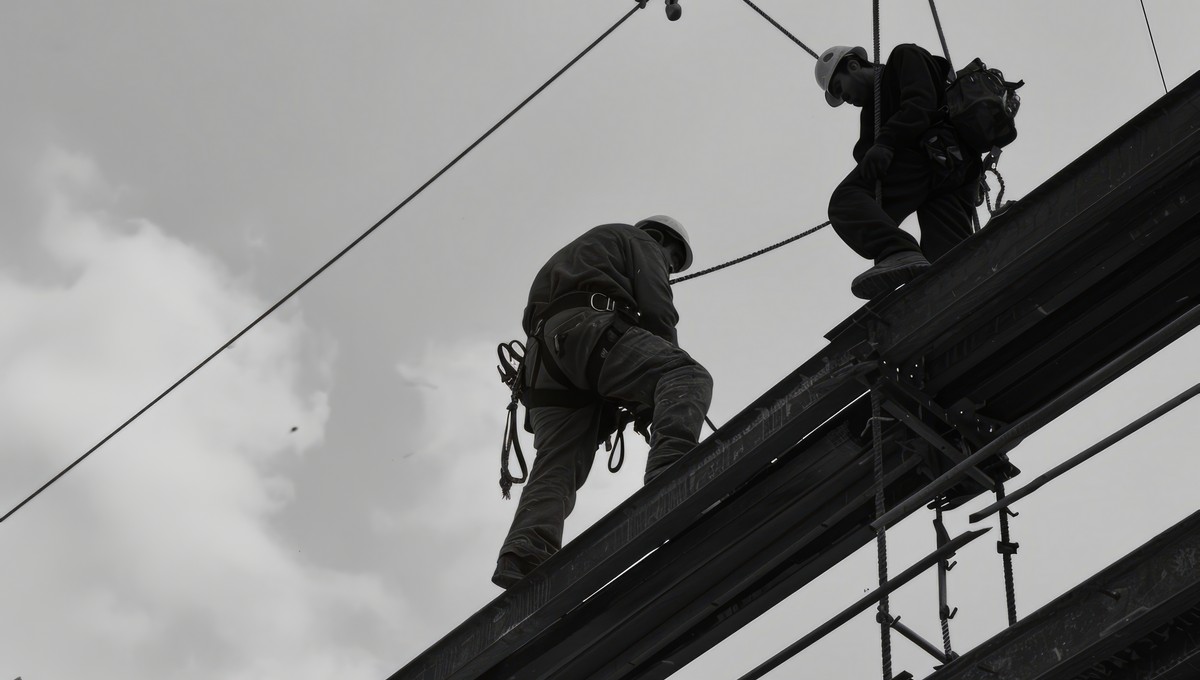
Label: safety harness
xmin=496 ymin=291 xmax=646 ymax=499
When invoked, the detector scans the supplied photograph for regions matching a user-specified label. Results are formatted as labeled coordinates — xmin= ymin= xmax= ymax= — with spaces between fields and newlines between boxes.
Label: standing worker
xmin=815 ymin=44 xmax=982 ymax=299
xmin=493 ymin=216 xmax=713 ymax=589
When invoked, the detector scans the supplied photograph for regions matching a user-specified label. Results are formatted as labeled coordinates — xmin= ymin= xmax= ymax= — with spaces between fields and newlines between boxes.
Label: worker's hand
xmin=859 ymin=144 xmax=894 ymax=180
xmin=633 ymin=409 xmax=652 ymax=445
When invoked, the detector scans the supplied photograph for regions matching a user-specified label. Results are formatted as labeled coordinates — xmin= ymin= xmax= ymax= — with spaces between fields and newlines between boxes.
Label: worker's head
xmin=815 ymin=45 xmax=872 ymax=108
xmin=635 ymin=215 xmax=693 ymax=273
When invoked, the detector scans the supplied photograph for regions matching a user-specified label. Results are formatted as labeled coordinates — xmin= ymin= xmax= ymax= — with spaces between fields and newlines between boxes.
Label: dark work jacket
xmin=854 ymin=43 xmax=952 ymax=162
xmin=522 ymin=224 xmax=678 ymax=346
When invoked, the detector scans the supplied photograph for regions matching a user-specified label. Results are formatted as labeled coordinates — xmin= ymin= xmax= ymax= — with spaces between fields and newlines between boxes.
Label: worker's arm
xmin=628 ymin=232 xmax=680 ymax=345
xmin=874 ymin=45 xmax=944 ymax=151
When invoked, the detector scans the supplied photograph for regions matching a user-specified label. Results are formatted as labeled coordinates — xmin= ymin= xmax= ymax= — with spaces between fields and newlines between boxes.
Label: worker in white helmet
xmin=815 ymin=44 xmax=982 ymax=300
xmin=492 ymin=216 xmax=713 ymax=589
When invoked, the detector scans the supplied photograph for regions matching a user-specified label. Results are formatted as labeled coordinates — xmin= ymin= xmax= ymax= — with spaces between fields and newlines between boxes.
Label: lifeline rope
xmin=872 ymin=0 xmax=884 ymax=206
xmin=737 ymin=0 xmax=819 ymax=59
xmin=870 ymin=2 xmax=892 ymax=678
xmin=927 ymin=0 xmax=953 ymax=71
xmin=0 ymin=3 xmax=646 ymax=526
xmin=1139 ymin=0 xmax=1169 ymax=95
xmin=670 ymin=221 xmax=829 ymax=284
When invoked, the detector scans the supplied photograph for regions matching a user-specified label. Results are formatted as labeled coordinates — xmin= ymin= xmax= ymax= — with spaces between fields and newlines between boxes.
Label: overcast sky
xmin=2 ymin=2 xmax=1199 ymax=679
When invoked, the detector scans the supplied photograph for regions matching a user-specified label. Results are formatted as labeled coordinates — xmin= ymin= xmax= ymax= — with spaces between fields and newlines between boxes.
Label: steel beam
xmin=924 ymin=510 xmax=1200 ymax=680
xmin=391 ymin=355 xmax=875 ymax=680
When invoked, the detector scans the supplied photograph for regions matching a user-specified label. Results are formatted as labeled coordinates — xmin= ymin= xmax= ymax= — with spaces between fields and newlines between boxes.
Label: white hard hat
xmin=635 ymin=214 xmax=693 ymax=272
xmin=815 ymin=45 xmax=868 ymax=107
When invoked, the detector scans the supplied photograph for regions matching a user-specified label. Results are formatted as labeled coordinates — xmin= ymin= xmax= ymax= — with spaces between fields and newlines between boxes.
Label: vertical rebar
xmin=936 ymin=505 xmax=954 ymax=657
xmin=871 ymin=389 xmax=893 ymax=680
xmin=996 ymin=483 xmax=1018 ymax=626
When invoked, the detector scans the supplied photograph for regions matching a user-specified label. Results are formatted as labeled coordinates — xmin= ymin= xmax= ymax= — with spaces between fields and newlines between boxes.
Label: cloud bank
xmin=0 ymin=149 xmax=399 ymax=680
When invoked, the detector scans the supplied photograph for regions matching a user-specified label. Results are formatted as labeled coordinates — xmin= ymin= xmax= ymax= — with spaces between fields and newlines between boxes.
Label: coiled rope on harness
xmin=983 ymin=166 xmax=1009 ymax=217
xmin=971 ymin=166 xmax=1012 ymax=233
xmin=495 ymin=293 xmax=647 ymax=499
xmin=497 ymin=341 xmax=529 ymax=499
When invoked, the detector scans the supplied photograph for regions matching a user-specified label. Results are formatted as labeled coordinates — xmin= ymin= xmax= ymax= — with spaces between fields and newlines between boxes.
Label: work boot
xmin=491 ymin=553 xmax=538 ymax=589
xmin=850 ymin=250 xmax=931 ymax=300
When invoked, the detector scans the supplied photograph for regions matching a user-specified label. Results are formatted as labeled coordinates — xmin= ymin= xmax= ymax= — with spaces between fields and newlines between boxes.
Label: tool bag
xmin=945 ymin=58 xmax=1024 ymax=165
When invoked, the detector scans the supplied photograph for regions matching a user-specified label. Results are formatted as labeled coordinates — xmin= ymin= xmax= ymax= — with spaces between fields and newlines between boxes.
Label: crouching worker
xmin=492 ymin=216 xmax=713 ymax=589
xmin=815 ymin=44 xmax=982 ymax=299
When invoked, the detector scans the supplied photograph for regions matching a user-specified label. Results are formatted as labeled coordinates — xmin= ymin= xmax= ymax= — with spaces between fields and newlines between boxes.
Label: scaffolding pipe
xmin=872 ymin=304 xmax=1200 ymax=532
xmin=879 ymin=612 xmax=951 ymax=664
xmin=735 ymin=528 xmax=989 ymax=680
xmin=969 ymin=380 xmax=1200 ymax=523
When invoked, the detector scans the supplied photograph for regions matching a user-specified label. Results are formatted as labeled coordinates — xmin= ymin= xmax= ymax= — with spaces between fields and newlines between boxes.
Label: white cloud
xmin=0 ymin=149 xmax=400 ymax=680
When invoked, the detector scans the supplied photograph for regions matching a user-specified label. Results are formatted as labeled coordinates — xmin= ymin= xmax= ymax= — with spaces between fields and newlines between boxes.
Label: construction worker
xmin=815 ymin=44 xmax=981 ymax=299
xmin=492 ymin=216 xmax=713 ymax=589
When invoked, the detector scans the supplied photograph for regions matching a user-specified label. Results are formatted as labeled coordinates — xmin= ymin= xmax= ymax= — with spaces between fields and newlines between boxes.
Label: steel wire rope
xmin=669 ymin=221 xmax=829 ymax=284
xmin=927 ymin=0 xmax=953 ymax=70
xmin=737 ymin=0 xmax=818 ymax=58
xmin=0 ymin=3 xmax=646 ymax=526
xmin=1139 ymin=0 xmax=1169 ymax=95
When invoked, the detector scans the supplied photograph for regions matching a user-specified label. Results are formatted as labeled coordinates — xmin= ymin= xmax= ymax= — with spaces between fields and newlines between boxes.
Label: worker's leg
xmin=596 ymin=327 xmax=713 ymax=484
xmin=918 ymin=178 xmax=978 ymax=262
xmin=493 ymin=403 xmax=600 ymax=586
xmin=828 ymin=150 xmax=934 ymax=261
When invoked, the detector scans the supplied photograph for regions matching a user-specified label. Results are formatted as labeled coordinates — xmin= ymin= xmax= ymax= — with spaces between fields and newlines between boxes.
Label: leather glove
xmin=859 ymin=144 xmax=894 ymax=181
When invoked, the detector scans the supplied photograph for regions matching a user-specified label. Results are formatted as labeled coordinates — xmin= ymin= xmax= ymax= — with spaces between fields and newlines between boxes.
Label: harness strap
xmin=531 ymin=333 xmax=578 ymax=393
xmin=499 ymin=291 xmax=642 ymax=498
xmin=606 ymin=425 xmax=625 ymax=473
xmin=585 ymin=323 xmax=629 ymax=389
xmin=535 ymin=291 xmax=639 ymax=327
xmin=532 ymin=291 xmax=639 ymax=393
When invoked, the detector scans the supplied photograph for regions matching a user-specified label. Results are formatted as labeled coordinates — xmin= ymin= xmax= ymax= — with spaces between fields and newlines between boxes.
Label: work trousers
xmin=496 ymin=309 xmax=712 ymax=568
xmin=828 ymin=146 xmax=979 ymax=263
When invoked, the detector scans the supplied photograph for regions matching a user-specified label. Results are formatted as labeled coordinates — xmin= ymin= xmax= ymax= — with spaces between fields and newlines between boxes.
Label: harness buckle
xmin=590 ymin=292 xmax=616 ymax=313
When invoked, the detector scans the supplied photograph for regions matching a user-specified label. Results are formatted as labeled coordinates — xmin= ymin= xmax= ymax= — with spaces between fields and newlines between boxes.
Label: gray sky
xmin=2 ymin=2 xmax=1198 ymax=678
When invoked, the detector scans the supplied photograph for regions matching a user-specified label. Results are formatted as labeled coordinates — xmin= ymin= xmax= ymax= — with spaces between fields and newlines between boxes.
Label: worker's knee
xmin=829 ymin=179 xmax=865 ymax=221
xmin=655 ymin=358 xmax=713 ymax=408
xmin=659 ymin=354 xmax=710 ymax=385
